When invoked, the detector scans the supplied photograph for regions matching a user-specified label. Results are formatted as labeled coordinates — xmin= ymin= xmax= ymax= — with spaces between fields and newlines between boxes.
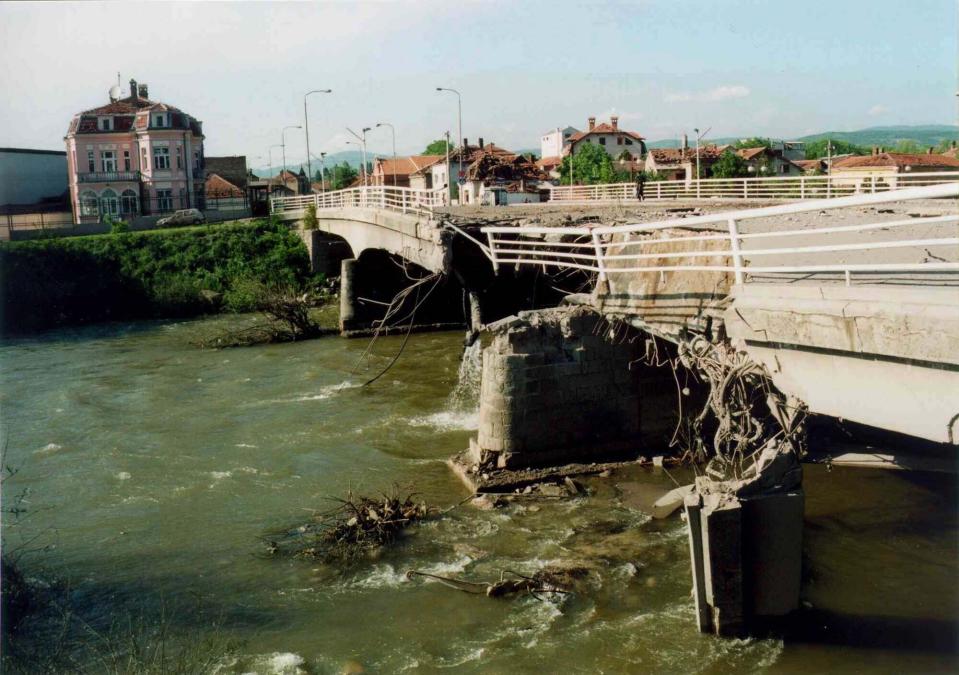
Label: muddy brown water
xmin=1 ymin=315 xmax=956 ymax=673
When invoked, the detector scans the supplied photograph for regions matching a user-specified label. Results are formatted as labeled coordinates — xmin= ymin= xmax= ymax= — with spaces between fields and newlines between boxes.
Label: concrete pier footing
xmin=685 ymin=489 xmax=804 ymax=636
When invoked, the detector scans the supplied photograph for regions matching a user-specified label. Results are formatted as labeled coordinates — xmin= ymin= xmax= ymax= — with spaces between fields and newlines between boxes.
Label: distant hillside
xmin=646 ymin=125 xmax=958 ymax=151
xmin=797 ymin=125 xmax=958 ymax=148
xmin=252 ymin=150 xmax=384 ymax=177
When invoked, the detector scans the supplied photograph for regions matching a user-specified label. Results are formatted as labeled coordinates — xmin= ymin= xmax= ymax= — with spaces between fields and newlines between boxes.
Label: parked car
xmin=157 ymin=209 xmax=205 ymax=227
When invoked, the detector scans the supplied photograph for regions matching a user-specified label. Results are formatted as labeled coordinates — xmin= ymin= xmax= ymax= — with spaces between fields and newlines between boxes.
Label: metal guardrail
xmin=77 ymin=171 xmax=141 ymax=183
xmin=548 ymin=171 xmax=959 ymax=203
xmin=483 ymin=182 xmax=959 ymax=285
xmin=270 ymin=185 xmax=448 ymax=219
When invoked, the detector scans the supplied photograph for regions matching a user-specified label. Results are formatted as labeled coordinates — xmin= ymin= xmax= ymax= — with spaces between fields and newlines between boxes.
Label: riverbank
xmin=0 ymin=218 xmax=320 ymax=335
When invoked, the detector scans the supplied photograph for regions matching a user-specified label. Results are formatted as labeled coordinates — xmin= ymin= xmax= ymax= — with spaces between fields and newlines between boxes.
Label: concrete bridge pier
xmin=457 ymin=305 xmax=682 ymax=476
xmin=339 ymin=258 xmax=358 ymax=333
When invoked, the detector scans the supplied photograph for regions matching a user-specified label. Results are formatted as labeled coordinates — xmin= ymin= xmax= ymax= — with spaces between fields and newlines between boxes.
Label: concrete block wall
xmin=475 ymin=306 xmax=641 ymax=468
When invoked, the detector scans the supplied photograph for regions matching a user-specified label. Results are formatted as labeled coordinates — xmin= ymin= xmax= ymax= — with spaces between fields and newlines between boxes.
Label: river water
xmin=1 ymin=316 xmax=956 ymax=673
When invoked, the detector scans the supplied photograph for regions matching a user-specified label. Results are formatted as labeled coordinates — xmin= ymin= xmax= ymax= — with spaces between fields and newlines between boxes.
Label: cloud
xmin=868 ymin=104 xmax=888 ymax=116
xmin=597 ymin=108 xmax=643 ymax=123
xmin=664 ymin=85 xmax=751 ymax=103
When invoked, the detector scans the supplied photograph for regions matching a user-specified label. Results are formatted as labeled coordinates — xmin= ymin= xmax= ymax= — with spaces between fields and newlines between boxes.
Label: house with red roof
xmin=830 ymin=149 xmax=959 ymax=189
xmin=567 ymin=116 xmax=646 ymax=162
xmin=64 ymin=78 xmax=205 ymax=223
xmin=734 ymin=146 xmax=804 ymax=176
xmin=371 ymin=155 xmax=443 ymax=188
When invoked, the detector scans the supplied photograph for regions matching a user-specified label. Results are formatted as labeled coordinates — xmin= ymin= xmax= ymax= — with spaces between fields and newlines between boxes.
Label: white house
xmin=568 ymin=116 xmax=646 ymax=161
xmin=540 ymin=126 xmax=578 ymax=162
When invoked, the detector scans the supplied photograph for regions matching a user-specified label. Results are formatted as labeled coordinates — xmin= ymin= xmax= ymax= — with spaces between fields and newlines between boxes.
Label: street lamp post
xmin=346 ymin=127 xmax=371 ymax=186
xmin=310 ymin=152 xmax=329 ymax=193
xmin=304 ymin=89 xmax=332 ymax=183
xmin=281 ymin=125 xmax=301 ymax=176
xmin=375 ymin=122 xmax=397 ymax=188
xmin=436 ymin=87 xmax=462 ymax=200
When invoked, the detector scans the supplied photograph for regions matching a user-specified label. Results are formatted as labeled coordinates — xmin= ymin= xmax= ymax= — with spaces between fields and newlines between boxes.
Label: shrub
xmin=0 ymin=219 xmax=317 ymax=334
xmin=302 ymin=203 xmax=318 ymax=230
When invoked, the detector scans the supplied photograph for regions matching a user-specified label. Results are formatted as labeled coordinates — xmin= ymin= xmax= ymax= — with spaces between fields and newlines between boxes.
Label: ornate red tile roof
xmin=568 ymin=123 xmax=644 ymax=143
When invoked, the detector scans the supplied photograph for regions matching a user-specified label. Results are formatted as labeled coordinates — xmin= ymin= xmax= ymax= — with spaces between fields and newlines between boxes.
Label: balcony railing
xmin=77 ymin=171 xmax=141 ymax=183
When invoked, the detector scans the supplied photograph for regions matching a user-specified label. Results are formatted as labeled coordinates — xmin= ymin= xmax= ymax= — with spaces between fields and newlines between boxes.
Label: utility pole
xmin=376 ymin=122 xmax=397 ymax=188
xmin=303 ymin=89 xmax=332 ymax=184
xmin=319 ymin=152 xmax=327 ymax=194
xmin=268 ymin=144 xmax=283 ymax=183
xmin=693 ymin=127 xmax=711 ymax=198
xmin=436 ymin=87 xmax=462 ymax=200
xmin=445 ymin=130 xmax=452 ymax=206
xmin=281 ymin=125 xmax=301 ymax=176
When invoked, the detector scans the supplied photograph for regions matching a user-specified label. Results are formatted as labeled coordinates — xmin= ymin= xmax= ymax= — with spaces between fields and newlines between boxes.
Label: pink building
xmin=64 ymin=79 xmax=205 ymax=223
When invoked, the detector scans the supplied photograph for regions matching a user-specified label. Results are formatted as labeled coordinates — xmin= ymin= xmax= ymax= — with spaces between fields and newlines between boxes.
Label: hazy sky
xmin=1 ymin=0 xmax=956 ymax=166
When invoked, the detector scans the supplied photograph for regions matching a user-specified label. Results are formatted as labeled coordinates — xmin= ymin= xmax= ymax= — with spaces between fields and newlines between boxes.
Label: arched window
xmin=80 ymin=190 xmax=99 ymax=216
xmin=120 ymin=189 xmax=139 ymax=216
xmin=99 ymin=189 xmax=119 ymax=218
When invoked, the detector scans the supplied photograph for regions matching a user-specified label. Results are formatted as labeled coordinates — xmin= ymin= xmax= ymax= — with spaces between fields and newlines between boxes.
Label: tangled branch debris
xmin=196 ymin=282 xmax=334 ymax=348
xmin=265 ymin=488 xmax=430 ymax=564
xmin=676 ymin=335 xmax=806 ymax=480
xmin=406 ymin=565 xmax=587 ymax=600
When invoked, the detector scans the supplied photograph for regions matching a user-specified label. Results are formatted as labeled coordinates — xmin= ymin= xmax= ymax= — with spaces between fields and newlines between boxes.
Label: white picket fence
xmin=548 ymin=171 xmax=959 ymax=203
xmin=484 ymin=182 xmax=959 ymax=285
xmin=271 ymin=185 xmax=448 ymax=219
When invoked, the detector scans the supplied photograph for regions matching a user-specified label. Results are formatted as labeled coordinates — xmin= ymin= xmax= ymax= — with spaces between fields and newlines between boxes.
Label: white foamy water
xmin=34 ymin=442 xmax=63 ymax=455
xmin=407 ymin=342 xmax=482 ymax=431
xmin=448 ymin=341 xmax=482 ymax=413
xmin=246 ymin=380 xmax=356 ymax=407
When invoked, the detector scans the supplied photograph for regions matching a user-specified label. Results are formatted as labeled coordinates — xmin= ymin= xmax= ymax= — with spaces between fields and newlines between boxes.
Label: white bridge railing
xmin=484 ymin=182 xmax=959 ymax=285
xmin=271 ymin=185 xmax=448 ymax=219
xmin=548 ymin=171 xmax=959 ymax=203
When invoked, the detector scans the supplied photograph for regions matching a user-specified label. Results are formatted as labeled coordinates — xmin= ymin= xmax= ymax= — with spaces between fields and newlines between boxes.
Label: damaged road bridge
xmin=271 ymin=185 xmax=451 ymax=274
xmin=481 ymin=182 xmax=959 ymax=445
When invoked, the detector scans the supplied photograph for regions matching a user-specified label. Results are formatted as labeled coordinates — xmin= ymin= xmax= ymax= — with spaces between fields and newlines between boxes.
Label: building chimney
xmin=462 ymin=138 xmax=468 ymax=150
xmin=138 ymin=83 xmax=149 ymax=99
xmin=611 ymin=116 xmax=619 ymax=130
xmin=588 ymin=116 xmax=596 ymax=131
xmin=682 ymin=133 xmax=688 ymax=153
xmin=872 ymin=146 xmax=878 ymax=156
xmin=129 ymin=79 xmax=138 ymax=100
xmin=479 ymin=137 xmax=484 ymax=149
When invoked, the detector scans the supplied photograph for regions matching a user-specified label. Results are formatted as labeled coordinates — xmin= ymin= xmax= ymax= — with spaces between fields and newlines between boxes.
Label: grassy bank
xmin=0 ymin=218 xmax=318 ymax=335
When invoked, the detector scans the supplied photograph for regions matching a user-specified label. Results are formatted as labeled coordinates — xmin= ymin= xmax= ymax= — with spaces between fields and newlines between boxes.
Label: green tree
xmin=804 ymin=139 xmax=868 ymax=159
xmin=559 ymin=143 xmax=626 ymax=184
xmin=424 ymin=139 xmax=455 ymax=155
xmin=935 ymin=139 xmax=958 ymax=153
xmin=734 ymin=137 xmax=772 ymax=149
xmin=324 ymin=162 xmax=358 ymax=190
xmin=711 ymin=149 xmax=750 ymax=178
xmin=892 ymin=139 xmax=926 ymax=154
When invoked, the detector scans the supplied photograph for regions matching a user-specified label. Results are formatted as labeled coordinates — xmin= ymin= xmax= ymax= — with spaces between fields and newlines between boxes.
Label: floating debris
xmin=265 ymin=487 xmax=430 ymax=564
xmin=405 ymin=565 xmax=589 ymax=600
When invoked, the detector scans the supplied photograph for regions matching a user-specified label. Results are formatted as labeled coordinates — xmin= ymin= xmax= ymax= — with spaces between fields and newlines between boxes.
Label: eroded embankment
xmin=0 ymin=219 xmax=321 ymax=334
